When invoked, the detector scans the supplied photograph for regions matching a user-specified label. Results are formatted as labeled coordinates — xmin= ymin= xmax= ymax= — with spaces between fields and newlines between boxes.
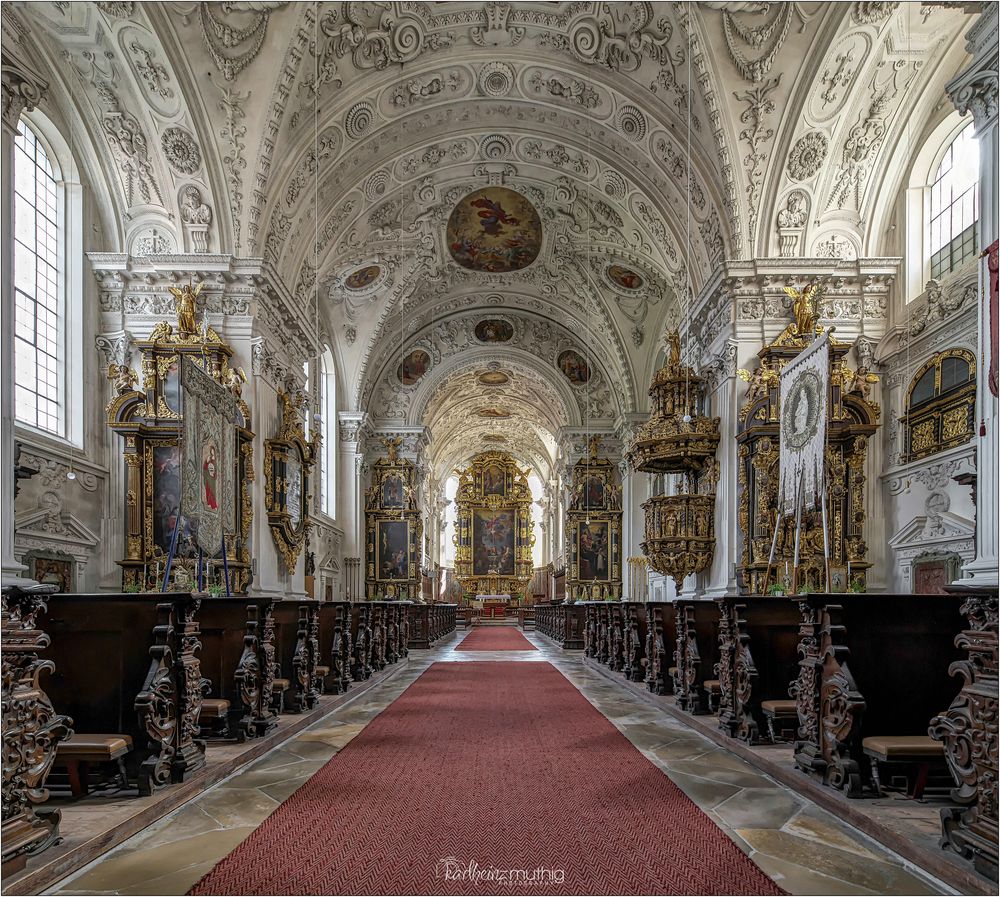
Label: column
xmin=2 ymin=47 xmax=48 ymax=586
xmin=337 ymin=412 xmax=367 ymax=562
xmin=948 ymin=5 xmax=999 ymax=585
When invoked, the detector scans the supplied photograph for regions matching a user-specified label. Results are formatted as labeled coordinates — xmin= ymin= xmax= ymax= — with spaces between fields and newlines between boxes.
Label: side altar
xmin=105 ymin=284 xmax=254 ymax=593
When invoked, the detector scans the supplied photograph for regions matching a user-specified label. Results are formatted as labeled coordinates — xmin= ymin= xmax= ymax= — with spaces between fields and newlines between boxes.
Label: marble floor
xmin=52 ymin=630 xmax=952 ymax=896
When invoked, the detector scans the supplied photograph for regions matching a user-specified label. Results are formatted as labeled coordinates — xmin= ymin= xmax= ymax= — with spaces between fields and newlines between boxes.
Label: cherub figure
xmin=168 ymin=282 xmax=204 ymax=335
xmin=107 ymin=362 xmax=138 ymax=395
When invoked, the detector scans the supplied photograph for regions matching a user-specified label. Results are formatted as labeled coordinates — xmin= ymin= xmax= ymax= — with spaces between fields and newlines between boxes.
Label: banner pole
xmin=761 ymin=504 xmax=783 ymax=596
xmin=791 ymin=470 xmax=804 ymax=595
xmin=162 ymin=511 xmax=181 ymax=593
xmin=821 ymin=478 xmax=831 ymax=593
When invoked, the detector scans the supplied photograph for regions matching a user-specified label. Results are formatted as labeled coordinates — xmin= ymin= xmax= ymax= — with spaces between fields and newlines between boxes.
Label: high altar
xmin=453 ymin=451 xmax=535 ymax=600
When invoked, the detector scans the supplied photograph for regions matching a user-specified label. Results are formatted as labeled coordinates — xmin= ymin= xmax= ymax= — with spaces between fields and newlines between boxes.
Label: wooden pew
xmin=714 ymin=595 xmax=802 ymax=745
xmin=198 ymin=597 xmax=279 ymax=740
xmin=409 ymin=602 xmax=455 ymax=648
xmin=271 ymin=600 xmax=321 ymax=714
xmin=623 ymin=601 xmax=647 ymax=682
xmin=317 ymin=602 xmax=353 ymax=694
xmin=791 ymin=592 xmax=964 ymax=799
xmin=38 ymin=593 xmax=206 ymax=796
xmin=1 ymin=584 xmax=73 ymax=874
xmin=351 ymin=603 xmax=373 ymax=680
xmin=534 ymin=603 xmax=586 ymax=649
xmin=929 ymin=586 xmax=999 ymax=879
xmin=672 ymin=600 xmax=721 ymax=714
xmin=435 ymin=603 xmax=457 ymax=640
xmin=644 ymin=601 xmax=677 ymax=696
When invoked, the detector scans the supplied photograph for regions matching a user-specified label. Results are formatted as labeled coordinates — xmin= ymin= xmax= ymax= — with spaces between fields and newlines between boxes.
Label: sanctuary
xmin=1 ymin=2 xmax=997 ymax=896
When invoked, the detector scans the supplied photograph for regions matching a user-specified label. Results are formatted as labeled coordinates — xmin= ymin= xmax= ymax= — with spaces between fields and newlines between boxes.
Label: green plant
xmin=124 ymin=582 xmax=142 ymax=594
xmin=766 ymin=582 xmax=786 ymax=596
xmin=848 ymin=578 xmax=866 ymax=593
xmin=207 ymin=583 xmax=225 ymax=597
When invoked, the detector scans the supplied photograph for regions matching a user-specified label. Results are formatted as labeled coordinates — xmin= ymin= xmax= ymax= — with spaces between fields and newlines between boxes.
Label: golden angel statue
xmin=224 ymin=365 xmax=248 ymax=400
xmin=664 ymin=327 xmax=682 ymax=367
xmin=381 ymin=435 xmax=403 ymax=462
xmin=168 ymin=282 xmax=204 ymax=335
xmin=783 ymin=284 xmax=821 ymax=337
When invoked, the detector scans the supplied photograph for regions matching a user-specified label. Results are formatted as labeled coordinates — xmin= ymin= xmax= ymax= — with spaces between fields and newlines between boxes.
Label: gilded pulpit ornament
xmin=364 ymin=437 xmax=422 ymax=600
xmin=627 ymin=329 xmax=721 ymax=589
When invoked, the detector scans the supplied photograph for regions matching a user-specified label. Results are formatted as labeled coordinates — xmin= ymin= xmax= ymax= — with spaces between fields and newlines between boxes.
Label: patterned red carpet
xmin=455 ymin=626 xmax=537 ymax=651
xmin=191 ymin=662 xmax=781 ymax=896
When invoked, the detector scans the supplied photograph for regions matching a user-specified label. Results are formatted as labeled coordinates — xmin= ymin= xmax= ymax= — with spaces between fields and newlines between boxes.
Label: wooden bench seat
xmin=862 ymin=735 xmax=947 ymax=799
xmin=55 ymin=734 xmax=133 ymax=799
xmin=703 ymin=678 xmax=721 ymax=712
xmin=761 ymin=699 xmax=798 ymax=742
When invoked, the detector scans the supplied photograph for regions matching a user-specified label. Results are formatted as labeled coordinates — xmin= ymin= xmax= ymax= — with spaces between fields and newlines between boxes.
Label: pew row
xmin=534 ymin=603 xmax=586 ymax=649
xmin=408 ymin=603 xmax=457 ymax=648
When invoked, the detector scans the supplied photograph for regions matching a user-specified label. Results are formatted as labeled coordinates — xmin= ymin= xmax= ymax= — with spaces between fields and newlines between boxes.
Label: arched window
xmin=13 ymin=122 xmax=63 ymax=435
xmin=320 ymin=347 xmax=336 ymax=516
xmin=928 ymin=124 xmax=979 ymax=279
xmin=902 ymin=348 xmax=976 ymax=460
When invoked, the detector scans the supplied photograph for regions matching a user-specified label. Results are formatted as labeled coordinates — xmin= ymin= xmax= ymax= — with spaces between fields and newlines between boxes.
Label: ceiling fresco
xmin=446 ymin=186 xmax=542 ymax=272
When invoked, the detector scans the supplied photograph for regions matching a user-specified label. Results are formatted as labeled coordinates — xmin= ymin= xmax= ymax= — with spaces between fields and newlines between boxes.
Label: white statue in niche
xmin=180 ymin=186 xmax=212 ymax=225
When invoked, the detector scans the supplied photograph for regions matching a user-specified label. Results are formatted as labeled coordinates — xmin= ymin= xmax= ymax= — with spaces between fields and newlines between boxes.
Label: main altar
xmin=453 ymin=451 xmax=535 ymax=600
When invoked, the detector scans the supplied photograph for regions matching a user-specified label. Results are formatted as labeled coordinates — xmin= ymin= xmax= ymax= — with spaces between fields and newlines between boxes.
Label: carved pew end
xmin=862 ymin=736 xmax=947 ymax=800
xmin=761 ymin=699 xmax=798 ymax=743
xmin=54 ymin=734 xmax=133 ymax=799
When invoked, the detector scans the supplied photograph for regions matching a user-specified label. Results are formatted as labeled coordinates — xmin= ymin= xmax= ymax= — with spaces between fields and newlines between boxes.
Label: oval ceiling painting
xmin=557 ymin=349 xmax=591 ymax=385
xmin=447 ymin=186 xmax=541 ymax=273
xmin=478 ymin=370 xmax=510 ymax=386
xmin=474 ymin=319 xmax=514 ymax=343
xmin=607 ymin=263 xmax=644 ymax=291
xmin=345 ymin=264 xmax=381 ymax=290
xmin=478 ymin=407 xmax=510 ymax=418
xmin=397 ymin=349 xmax=430 ymax=386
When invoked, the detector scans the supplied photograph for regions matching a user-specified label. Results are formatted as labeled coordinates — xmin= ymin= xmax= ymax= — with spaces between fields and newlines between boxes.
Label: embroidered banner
xmin=778 ymin=332 xmax=829 ymax=514
xmin=180 ymin=356 xmax=237 ymax=554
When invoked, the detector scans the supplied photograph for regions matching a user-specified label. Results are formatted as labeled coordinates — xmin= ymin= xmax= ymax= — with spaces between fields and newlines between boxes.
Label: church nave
xmin=50 ymin=632 xmax=944 ymax=897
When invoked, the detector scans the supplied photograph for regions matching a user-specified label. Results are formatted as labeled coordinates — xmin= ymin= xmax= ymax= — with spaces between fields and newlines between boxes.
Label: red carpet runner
xmin=455 ymin=626 xmax=537 ymax=651
xmin=191 ymin=662 xmax=782 ymax=896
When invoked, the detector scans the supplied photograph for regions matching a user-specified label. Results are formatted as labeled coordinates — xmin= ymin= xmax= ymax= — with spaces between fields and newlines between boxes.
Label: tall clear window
xmin=929 ymin=124 xmax=979 ymax=279
xmin=13 ymin=124 xmax=63 ymax=435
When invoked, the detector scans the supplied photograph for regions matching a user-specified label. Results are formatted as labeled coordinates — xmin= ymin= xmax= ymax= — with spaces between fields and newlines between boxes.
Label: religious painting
xmin=397 ymin=349 xmax=430 ymax=386
xmin=478 ymin=407 xmax=509 ymax=419
xmin=202 ymin=441 xmax=220 ymax=511
xmin=382 ymin=474 xmax=404 ymax=508
xmin=557 ymin=349 xmax=591 ymax=385
xmin=30 ymin=555 xmax=72 ymax=592
xmin=474 ymin=319 xmax=514 ymax=343
xmin=583 ymin=475 xmax=605 ymax=509
xmin=829 ymin=565 xmax=848 ymax=594
xmin=345 ymin=264 xmax=381 ymax=290
xmin=161 ymin=358 xmax=181 ymax=414
xmin=377 ymin=519 xmax=409 ymax=581
xmin=482 ymin=463 xmax=505 ymax=496
xmin=607 ymin=264 xmax=644 ymax=291
xmin=152 ymin=444 xmax=194 ymax=553
xmin=578 ymin=521 xmax=610 ymax=581
xmin=473 ymin=509 xmax=515 ymax=576
xmin=286 ymin=452 xmax=303 ymax=529
xmin=478 ymin=371 xmax=509 ymax=386
xmin=446 ymin=186 xmax=542 ymax=273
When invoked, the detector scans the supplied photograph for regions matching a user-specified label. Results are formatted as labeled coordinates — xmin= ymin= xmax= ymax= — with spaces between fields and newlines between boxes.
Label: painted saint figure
xmin=203 ymin=443 xmax=219 ymax=511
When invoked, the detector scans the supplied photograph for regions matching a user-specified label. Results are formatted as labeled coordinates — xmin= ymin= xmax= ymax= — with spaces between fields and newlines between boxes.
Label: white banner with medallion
xmin=180 ymin=356 xmax=238 ymax=554
xmin=778 ymin=332 xmax=829 ymax=514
